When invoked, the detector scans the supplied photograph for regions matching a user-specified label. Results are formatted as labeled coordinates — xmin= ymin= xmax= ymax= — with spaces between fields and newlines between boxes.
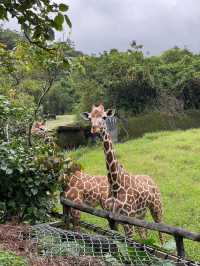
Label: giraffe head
xmin=81 ymin=104 xmax=115 ymax=134
xmin=32 ymin=121 xmax=46 ymax=136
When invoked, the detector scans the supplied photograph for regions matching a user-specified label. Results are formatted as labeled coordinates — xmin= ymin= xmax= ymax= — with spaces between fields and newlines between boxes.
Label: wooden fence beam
xmin=60 ymin=196 xmax=200 ymax=242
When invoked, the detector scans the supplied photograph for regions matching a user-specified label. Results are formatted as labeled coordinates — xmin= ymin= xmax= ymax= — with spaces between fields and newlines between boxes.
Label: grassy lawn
xmin=67 ymin=128 xmax=200 ymax=261
xmin=46 ymin=114 xmax=76 ymax=131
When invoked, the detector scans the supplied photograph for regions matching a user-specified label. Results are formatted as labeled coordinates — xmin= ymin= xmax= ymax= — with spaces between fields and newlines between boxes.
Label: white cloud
xmin=2 ymin=0 xmax=200 ymax=55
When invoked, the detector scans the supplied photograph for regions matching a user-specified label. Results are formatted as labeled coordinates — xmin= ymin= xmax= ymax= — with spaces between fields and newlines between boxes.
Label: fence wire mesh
xmin=0 ymin=222 xmax=199 ymax=266
xmin=21 ymin=222 xmax=200 ymax=265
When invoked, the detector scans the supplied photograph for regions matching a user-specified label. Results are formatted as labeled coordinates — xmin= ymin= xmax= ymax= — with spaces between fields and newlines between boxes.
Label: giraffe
xmin=31 ymin=121 xmax=47 ymax=135
xmin=31 ymin=121 xmax=55 ymax=144
xmin=31 ymin=121 xmax=47 ymax=138
xmin=60 ymin=159 xmax=108 ymax=230
xmin=81 ymin=104 xmax=164 ymax=244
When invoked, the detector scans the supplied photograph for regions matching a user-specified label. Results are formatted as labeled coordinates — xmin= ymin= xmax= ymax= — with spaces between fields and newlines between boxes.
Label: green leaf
xmin=31 ymin=188 xmax=38 ymax=195
xmin=0 ymin=6 xmax=8 ymax=20
xmin=63 ymin=59 xmax=70 ymax=68
xmin=6 ymin=168 xmax=13 ymax=175
xmin=54 ymin=13 xmax=64 ymax=31
xmin=1 ymin=164 xmax=7 ymax=171
xmin=32 ymin=26 xmax=42 ymax=40
xmin=64 ymin=15 xmax=72 ymax=28
xmin=59 ymin=4 xmax=69 ymax=12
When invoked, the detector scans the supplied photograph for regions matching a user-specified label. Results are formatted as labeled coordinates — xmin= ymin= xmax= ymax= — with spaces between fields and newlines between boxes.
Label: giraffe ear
xmin=105 ymin=109 xmax=115 ymax=117
xmin=80 ymin=112 xmax=90 ymax=121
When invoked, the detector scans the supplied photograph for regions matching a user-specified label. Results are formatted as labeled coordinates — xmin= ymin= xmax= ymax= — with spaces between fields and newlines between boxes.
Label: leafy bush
xmin=0 ymin=140 xmax=66 ymax=223
xmin=0 ymin=250 xmax=28 ymax=266
xmin=0 ymin=94 xmax=34 ymax=142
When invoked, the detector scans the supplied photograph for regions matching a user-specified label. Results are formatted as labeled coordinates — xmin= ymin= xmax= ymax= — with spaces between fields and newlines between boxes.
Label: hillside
xmin=70 ymin=129 xmax=200 ymax=260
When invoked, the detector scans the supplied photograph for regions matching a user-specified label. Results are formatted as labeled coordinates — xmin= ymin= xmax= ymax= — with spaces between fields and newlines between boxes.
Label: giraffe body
xmin=61 ymin=170 xmax=108 ymax=229
xmin=82 ymin=104 xmax=164 ymax=243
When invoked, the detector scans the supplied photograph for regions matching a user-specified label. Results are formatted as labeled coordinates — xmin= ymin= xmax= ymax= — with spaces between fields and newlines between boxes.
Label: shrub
xmin=0 ymin=94 xmax=34 ymax=142
xmin=118 ymin=110 xmax=200 ymax=140
xmin=0 ymin=140 xmax=66 ymax=223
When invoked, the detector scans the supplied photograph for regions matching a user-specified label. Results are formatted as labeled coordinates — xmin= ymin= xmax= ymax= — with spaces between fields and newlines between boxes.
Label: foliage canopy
xmin=0 ymin=0 xmax=71 ymax=46
xmin=71 ymin=47 xmax=200 ymax=115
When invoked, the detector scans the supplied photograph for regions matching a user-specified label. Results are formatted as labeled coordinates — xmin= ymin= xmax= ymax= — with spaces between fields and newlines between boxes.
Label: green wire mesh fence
xmin=15 ymin=221 xmax=199 ymax=266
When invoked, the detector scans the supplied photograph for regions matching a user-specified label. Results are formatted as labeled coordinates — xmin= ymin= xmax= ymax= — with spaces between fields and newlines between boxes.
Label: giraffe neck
xmin=101 ymin=128 xmax=122 ymax=195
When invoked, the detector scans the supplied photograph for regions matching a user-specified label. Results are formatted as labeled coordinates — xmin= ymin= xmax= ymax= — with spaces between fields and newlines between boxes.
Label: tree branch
xmin=24 ymin=31 xmax=55 ymax=53
xmin=27 ymin=76 xmax=54 ymax=146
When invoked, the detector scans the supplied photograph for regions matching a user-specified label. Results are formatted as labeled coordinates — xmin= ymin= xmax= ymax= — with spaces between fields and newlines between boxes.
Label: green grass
xmin=46 ymin=114 xmax=76 ymax=131
xmin=0 ymin=250 xmax=28 ymax=266
xmin=68 ymin=129 xmax=200 ymax=261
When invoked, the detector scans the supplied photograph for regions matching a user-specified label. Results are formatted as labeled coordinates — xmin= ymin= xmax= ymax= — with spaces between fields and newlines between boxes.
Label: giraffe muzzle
xmin=91 ymin=126 xmax=100 ymax=134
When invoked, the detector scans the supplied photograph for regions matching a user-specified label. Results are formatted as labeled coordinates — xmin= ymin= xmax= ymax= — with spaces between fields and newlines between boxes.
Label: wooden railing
xmin=60 ymin=196 xmax=200 ymax=259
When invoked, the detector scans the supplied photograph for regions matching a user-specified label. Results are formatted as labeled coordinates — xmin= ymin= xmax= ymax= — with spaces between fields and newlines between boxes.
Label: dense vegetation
xmin=0 ymin=25 xmax=73 ymax=224
xmin=2 ymin=29 xmax=200 ymax=119
xmin=71 ymin=45 xmax=200 ymax=116
xmin=0 ymin=28 xmax=80 ymax=117
xmin=0 ymin=95 xmax=69 ymax=223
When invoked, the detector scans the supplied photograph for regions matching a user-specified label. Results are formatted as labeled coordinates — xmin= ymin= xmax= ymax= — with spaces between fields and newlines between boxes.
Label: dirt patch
xmin=0 ymin=223 xmax=105 ymax=266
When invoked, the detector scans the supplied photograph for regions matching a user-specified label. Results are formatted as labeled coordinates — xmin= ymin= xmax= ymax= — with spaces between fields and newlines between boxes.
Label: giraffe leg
xmin=135 ymin=211 xmax=148 ymax=240
xmin=136 ymin=226 xmax=148 ymax=240
xmin=150 ymin=206 xmax=164 ymax=245
xmin=70 ymin=209 xmax=81 ymax=231
xmin=123 ymin=224 xmax=134 ymax=238
xmin=104 ymin=197 xmax=119 ymax=231
xmin=63 ymin=205 xmax=71 ymax=229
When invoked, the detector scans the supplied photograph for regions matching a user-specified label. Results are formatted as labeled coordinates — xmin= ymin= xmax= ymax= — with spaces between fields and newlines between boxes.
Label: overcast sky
xmin=3 ymin=0 xmax=200 ymax=55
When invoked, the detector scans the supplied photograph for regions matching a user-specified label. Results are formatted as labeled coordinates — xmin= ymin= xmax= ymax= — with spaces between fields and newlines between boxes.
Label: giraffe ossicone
xmin=82 ymin=104 xmax=164 ymax=244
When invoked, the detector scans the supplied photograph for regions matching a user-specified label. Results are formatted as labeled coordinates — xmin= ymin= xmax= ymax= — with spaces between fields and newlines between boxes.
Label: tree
xmin=43 ymin=79 xmax=77 ymax=115
xmin=71 ymin=49 xmax=156 ymax=114
xmin=0 ymin=1 xmax=71 ymax=46
xmin=18 ymin=42 xmax=71 ymax=145
xmin=0 ymin=40 xmax=72 ymax=145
